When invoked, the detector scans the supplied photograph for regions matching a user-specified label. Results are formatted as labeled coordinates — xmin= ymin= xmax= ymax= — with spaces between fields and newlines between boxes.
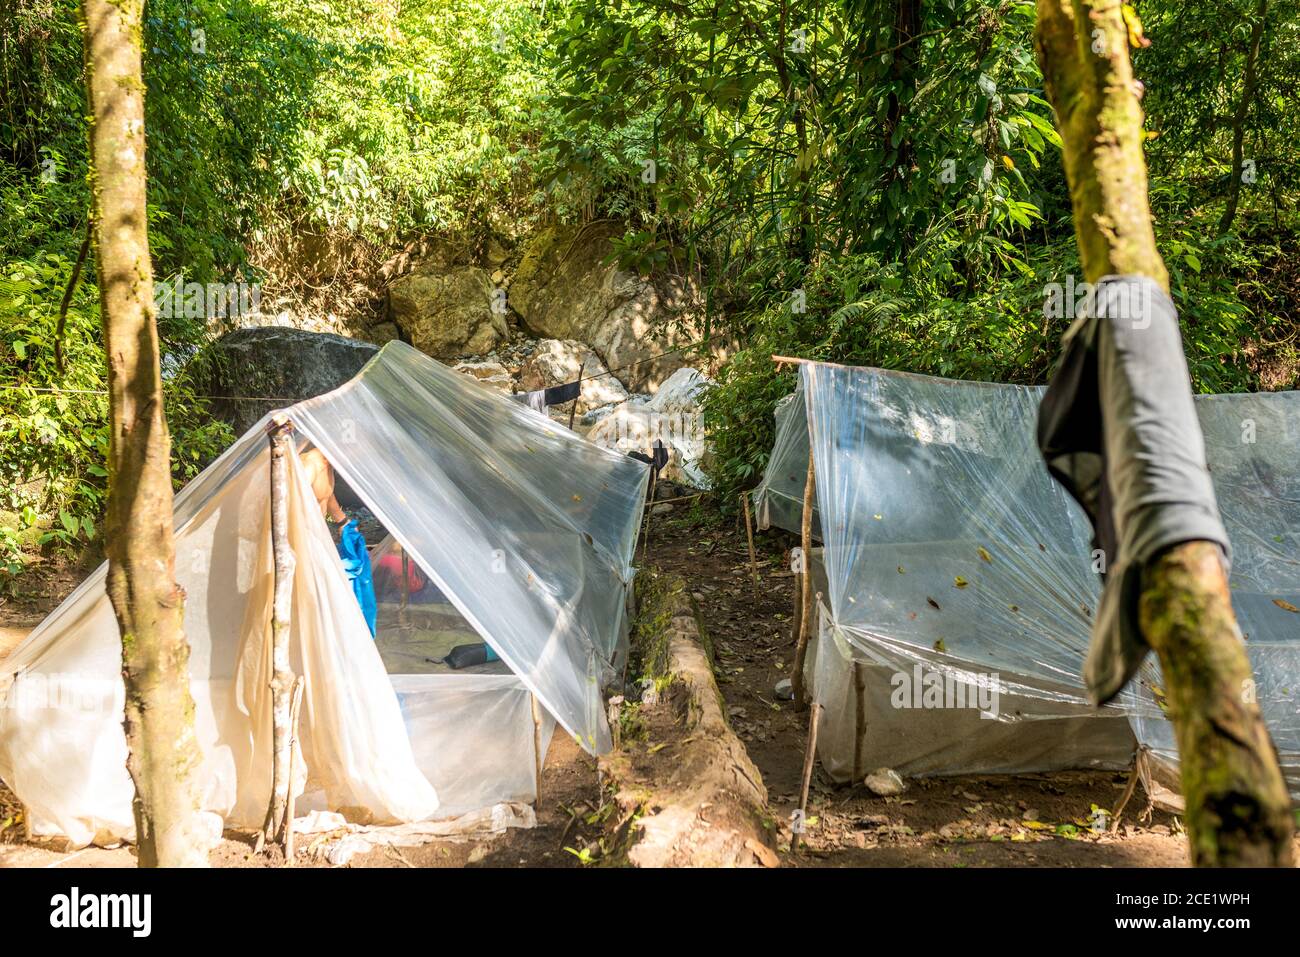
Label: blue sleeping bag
xmin=336 ymin=520 xmax=377 ymax=638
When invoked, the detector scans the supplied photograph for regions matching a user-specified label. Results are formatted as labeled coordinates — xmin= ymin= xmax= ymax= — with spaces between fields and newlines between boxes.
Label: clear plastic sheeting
xmin=792 ymin=361 xmax=1300 ymax=790
xmin=291 ymin=341 xmax=648 ymax=751
xmin=751 ymin=389 xmax=821 ymax=538
xmin=0 ymin=341 xmax=646 ymax=847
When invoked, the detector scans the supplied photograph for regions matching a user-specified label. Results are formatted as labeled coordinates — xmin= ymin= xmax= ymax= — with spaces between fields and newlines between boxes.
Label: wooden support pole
xmin=258 ymin=417 xmax=297 ymax=856
xmin=640 ymin=466 xmax=658 ymax=561
xmin=853 ymin=661 xmax=867 ymax=783
xmin=398 ymin=545 xmax=411 ymax=633
xmin=794 ymin=702 xmax=823 ymax=852
xmin=531 ymin=693 xmax=545 ymax=809
xmin=741 ymin=492 xmax=760 ymax=600
xmin=283 ymin=675 xmax=305 ymax=865
xmin=792 ymin=447 xmax=815 ymax=710
xmin=790 ymin=564 xmax=804 ymax=649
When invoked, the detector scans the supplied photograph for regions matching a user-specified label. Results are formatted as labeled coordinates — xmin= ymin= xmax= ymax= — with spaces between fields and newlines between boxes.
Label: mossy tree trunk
xmin=1035 ymin=0 xmax=1293 ymax=866
xmin=82 ymin=0 xmax=207 ymax=867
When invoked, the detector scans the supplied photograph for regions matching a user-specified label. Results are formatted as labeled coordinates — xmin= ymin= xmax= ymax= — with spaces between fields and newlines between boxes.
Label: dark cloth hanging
xmin=512 ymin=378 xmax=582 ymax=412
xmin=628 ymin=440 xmax=669 ymax=477
xmin=1036 ymin=275 xmax=1231 ymax=706
xmin=544 ymin=379 xmax=582 ymax=406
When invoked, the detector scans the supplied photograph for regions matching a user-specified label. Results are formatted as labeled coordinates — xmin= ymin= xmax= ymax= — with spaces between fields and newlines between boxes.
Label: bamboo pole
xmin=792 ymin=447 xmax=815 ymax=709
xmin=741 ymin=492 xmax=760 ymax=599
xmin=794 ymin=702 xmax=823 ymax=852
xmin=258 ymin=417 xmax=297 ymax=855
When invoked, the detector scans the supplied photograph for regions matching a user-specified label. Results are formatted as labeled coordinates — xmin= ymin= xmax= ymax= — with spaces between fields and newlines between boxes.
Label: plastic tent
xmin=757 ymin=360 xmax=1300 ymax=793
xmin=0 ymin=341 xmax=648 ymax=847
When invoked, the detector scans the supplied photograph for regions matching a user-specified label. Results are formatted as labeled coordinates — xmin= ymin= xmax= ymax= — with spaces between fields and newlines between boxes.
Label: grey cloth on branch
xmin=1036 ymin=275 xmax=1232 ymax=706
xmin=514 ymin=389 xmax=548 ymax=413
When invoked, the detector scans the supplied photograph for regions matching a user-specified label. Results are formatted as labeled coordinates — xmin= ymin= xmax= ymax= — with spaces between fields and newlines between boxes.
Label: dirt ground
xmin=642 ymin=503 xmax=1221 ymax=868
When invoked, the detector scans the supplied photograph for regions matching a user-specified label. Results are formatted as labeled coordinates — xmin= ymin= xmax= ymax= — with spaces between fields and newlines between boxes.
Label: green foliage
xmin=550 ymin=0 xmax=1297 ymax=503
xmin=1 ymin=0 xmax=1296 ymax=565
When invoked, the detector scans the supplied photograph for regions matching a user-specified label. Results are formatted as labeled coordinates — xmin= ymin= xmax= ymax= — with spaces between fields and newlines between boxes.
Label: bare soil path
xmin=641 ymin=504 xmax=1222 ymax=868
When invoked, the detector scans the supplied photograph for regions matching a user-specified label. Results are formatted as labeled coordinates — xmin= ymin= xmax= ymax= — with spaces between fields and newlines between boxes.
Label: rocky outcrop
xmin=201 ymin=327 xmax=378 ymax=435
xmin=451 ymin=359 xmax=515 ymax=392
xmin=586 ymin=367 xmax=712 ymax=488
xmin=508 ymin=222 xmax=701 ymax=393
xmin=516 ymin=339 xmax=628 ymax=414
xmin=387 ymin=262 xmax=508 ymax=358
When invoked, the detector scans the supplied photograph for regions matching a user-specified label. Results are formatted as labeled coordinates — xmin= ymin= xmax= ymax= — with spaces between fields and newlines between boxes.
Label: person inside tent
xmin=301 ymin=444 xmax=346 ymax=524
xmin=301 ymin=443 xmax=377 ymax=637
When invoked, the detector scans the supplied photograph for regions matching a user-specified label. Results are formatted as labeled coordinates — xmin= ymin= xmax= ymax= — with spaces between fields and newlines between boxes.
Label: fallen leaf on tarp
xmin=927 ymin=597 xmax=941 ymax=610
xmin=1273 ymin=599 xmax=1299 ymax=613
xmin=954 ymin=576 xmax=969 ymax=588
xmin=933 ymin=638 xmax=947 ymax=653
xmin=977 ymin=546 xmax=992 ymax=563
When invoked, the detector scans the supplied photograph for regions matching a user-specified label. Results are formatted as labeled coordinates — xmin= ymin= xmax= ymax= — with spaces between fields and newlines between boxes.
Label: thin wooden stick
xmin=650 ymin=492 xmax=707 ymax=507
xmin=741 ymin=492 xmax=760 ymax=599
xmin=853 ymin=661 xmax=867 ymax=783
xmin=399 ymin=545 xmax=410 ymax=633
xmin=1109 ymin=747 xmax=1146 ymax=833
xmin=792 ymin=447 xmax=815 ymax=710
xmin=283 ymin=675 xmax=305 ymax=865
xmin=794 ymin=702 xmax=823 ymax=852
xmin=641 ymin=468 xmax=658 ymax=561
xmin=790 ymin=563 xmax=803 ymax=647
xmin=531 ymin=693 xmax=545 ymax=809
xmin=567 ymin=372 xmax=583 ymax=430
xmin=258 ymin=417 xmax=297 ymax=856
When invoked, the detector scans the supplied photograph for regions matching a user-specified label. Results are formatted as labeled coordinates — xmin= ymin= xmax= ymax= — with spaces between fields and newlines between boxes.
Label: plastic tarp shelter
xmin=0 ymin=341 xmax=648 ymax=847
xmin=756 ymin=360 xmax=1300 ymax=793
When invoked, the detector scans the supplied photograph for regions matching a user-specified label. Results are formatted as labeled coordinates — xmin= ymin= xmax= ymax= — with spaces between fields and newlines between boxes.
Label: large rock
xmin=586 ymin=368 xmax=713 ymax=488
xmin=508 ymin=223 xmax=700 ymax=393
xmin=201 ymin=327 xmax=378 ymax=435
xmin=451 ymin=359 xmax=516 ymax=393
xmin=517 ymin=339 xmax=629 ymax=413
xmin=388 ymin=263 xmax=507 ymax=358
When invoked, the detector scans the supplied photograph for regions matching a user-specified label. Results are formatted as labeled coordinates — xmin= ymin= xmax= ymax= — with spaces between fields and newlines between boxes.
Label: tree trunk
xmin=1218 ymin=0 xmax=1268 ymax=235
xmin=81 ymin=0 xmax=207 ymax=868
xmin=1035 ymin=0 xmax=1293 ymax=867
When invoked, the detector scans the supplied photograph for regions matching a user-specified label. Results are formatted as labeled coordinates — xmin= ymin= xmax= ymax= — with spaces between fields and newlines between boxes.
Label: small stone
xmin=863 ymin=768 xmax=906 ymax=797
xmin=651 ymin=502 xmax=674 ymax=515
xmin=774 ymin=678 xmax=794 ymax=701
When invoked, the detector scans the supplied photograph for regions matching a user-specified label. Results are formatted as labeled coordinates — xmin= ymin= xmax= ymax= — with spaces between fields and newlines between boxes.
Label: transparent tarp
xmin=751 ymin=389 xmax=821 ymax=538
xmin=0 ymin=341 xmax=643 ymax=846
xmin=779 ymin=361 xmax=1300 ymax=790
